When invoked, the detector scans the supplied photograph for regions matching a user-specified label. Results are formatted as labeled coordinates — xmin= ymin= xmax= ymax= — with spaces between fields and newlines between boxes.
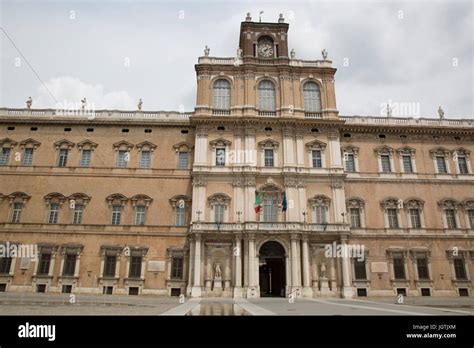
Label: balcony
xmin=340 ymin=115 xmax=473 ymax=128
xmin=258 ymin=111 xmax=277 ymax=117
xmin=304 ymin=111 xmax=322 ymax=118
xmin=212 ymin=109 xmax=231 ymax=116
xmin=0 ymin=108 xmax=193 ymax=123
xmin=190 ymin=222 xmax=350 ymax=234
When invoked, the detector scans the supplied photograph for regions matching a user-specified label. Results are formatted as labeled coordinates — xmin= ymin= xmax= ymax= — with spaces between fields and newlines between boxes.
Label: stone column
xmin=331 ymin=178 xmax=345 ymax=223
xmin=301 ymin=236 xmax=311 ymax=296
xmin=295 ymin=130 xmax=305 ymax=167
xmin=341 ymin=237 xmax=353 ymax=298
xmin=233 ymin=235 xmax=243 ymax=298
xmin=205 ymin=246 xmax=212 ymax=290
xmin=290 ymin=234 xmax=301 ymax=293
xmin=328 ymin=134 xmax=342 ymax=168
xmin=246 ymin=234 xmax=257 ymax=297
xmin=191 ymin=235 xmax=202 ymax=297
xmin=186 ymin=238 xmax=195 ymax=296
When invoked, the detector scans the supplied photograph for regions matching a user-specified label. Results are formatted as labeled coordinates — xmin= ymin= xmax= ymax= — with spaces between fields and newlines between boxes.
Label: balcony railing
xmin=340 ymin=116 xmax=473 ymax=128
xmin=212 ymin=109 xmax=231 ymax=116
xmin=304 ymin=111 xmax=322 ymax=118
xmin=190 ymin=222 xmax=350 ymax=233
xmin=258 ymin=111 xmax=277 ymax=117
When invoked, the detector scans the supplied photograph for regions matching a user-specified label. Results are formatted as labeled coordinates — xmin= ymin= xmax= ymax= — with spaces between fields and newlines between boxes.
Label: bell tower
xmin=239 ymin=13 xmax=289 ymax=60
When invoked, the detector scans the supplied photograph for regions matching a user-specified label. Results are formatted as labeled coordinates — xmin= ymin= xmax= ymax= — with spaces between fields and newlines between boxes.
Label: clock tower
xmin=239 ymin=13 xmax=289 ymax=61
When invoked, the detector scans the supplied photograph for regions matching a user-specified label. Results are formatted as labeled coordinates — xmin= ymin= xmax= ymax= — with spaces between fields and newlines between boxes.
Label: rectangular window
xmin=468 ymin=210 xmax=474 ymax=229
xmin=216 ymin=148 xmax=225 ymax=166
xmin=458 ymin=157 xmax=468 ymax=174
xmin=178 ymin=152 xmax=188 ymax=169
xmin=176 ymin=206 xmax=186 ymax=226
xmin=48 ymin=203 xmax=60 ymax=224
xmin=134 ymin=205 xmax=146 ymax=225
xmin=22 ymin=148 xmax=33 ymax=166
xmin=58 ymin=149 xmax=68 ymax=167
xmin=80 ymin=149 xmax=91 ymax=167
xmin=104 ymin=254 xmax=117 ymax=277
xmin=171 ymin=257 xmax=184 ymax=279
xmin=381 ymin=155 xmax=391 ymax=173
xmin=387 ymin=208 xmax=399 ymax=228
xmin=409 ymin=209 xmax=421 ymax=228
xmin=11 ymin=203 xmax=22 ymax=223
xmin=314 ymin=206 xmax=326 ymax=224
xmin=140 ymin=151 xmax=150 ymax=168
xmin=263 ymin=195 xmax=278 ymax=222
xmin=393 ymin=254 xmax=406 ymax=280
xmin=402 ymin=155 xmax=413 ymax=173
xmin=350 ymin=208 xmax=361 ymax=228
xmin=214 ymin=204 xmax=224 ymax=223
xmin=453 ymin=258 xmax=467 ymax=280
xmin=416 ymin=256 xmax=429 ymax=280
xmin=0 ymin=257 xmax=12 ymax=274
xmin=312 ymin=150 xmax=322 ymax=168
xmin=354 ymin=259 xmax=367 ymax=280
xmin=37 ymin=253 xmax=51 ymax=275
xmin=436 ymin=156 xmax=447 ymax=173
xmin=344 ymin=153 xmax=355 ymax=172
xmin=264 ymin=149 xmax=274 ymax=167
xmin=111 ymin=205 xmax=121 ymax=225
xmin=63 ymin=253 xmax=76 ymax=276
xmin=117 ymin=150 xmax=128 ymax=168
xmin=129 ymin=255 xmax=142 ymax=278
xmin=72 ymin=205 xmax=83 ymax=224
xmin=0 ymin=148 xmax=10 ymax=165
xmin=445 ymin=209 xmax=457 ymax=229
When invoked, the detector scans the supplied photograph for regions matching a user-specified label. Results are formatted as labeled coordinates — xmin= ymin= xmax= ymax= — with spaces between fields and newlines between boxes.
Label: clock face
xmin=258 ymin=43 xmax=274 ymax=58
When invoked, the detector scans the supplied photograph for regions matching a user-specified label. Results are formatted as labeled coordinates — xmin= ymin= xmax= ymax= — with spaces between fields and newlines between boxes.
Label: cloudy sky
xmin=0 ymin=0 xmax=472 ymax=118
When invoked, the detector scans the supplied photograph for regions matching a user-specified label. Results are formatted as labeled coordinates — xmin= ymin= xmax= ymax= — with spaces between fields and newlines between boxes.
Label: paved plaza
xmin=0 ymin=293 xmax=473 ymax=316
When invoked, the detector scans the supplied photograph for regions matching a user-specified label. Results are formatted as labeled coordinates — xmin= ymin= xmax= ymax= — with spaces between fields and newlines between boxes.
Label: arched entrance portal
xmin=259 ymin=241 xmax=286 ymax=297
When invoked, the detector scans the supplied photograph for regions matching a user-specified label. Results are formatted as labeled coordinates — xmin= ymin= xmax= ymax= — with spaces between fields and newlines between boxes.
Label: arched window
xmin=258 ymin=80 xmax=276 ymax=112
xmin=213 ymin=79 xmax=231 ymax=111
xmin=303 ymin=82 xmax=321 ymax=113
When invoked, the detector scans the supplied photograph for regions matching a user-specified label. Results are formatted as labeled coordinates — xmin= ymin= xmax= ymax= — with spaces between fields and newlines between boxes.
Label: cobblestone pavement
xmin=0 ymin=293 xmax=473 ymax=315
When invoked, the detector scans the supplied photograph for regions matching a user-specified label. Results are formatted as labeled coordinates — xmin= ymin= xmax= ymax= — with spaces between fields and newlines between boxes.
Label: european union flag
xmin=282 ymin=191 xmax=287 ymax=212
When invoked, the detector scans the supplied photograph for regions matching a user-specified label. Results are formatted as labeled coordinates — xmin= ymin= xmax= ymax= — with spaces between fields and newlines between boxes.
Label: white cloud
xmin=35 ymin=76 xmax=135 ymax=110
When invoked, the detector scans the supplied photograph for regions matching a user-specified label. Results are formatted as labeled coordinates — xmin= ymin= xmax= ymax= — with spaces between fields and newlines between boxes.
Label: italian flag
xmin=255 ymin=191 xmax=262 ymax=213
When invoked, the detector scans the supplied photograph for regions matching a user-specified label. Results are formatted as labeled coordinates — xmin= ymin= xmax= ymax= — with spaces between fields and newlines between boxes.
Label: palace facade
xmin=0 ymin=14 xmax=473 ymax=299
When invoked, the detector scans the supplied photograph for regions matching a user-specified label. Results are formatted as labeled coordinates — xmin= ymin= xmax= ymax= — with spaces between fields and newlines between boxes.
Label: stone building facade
xmin=0 ymin=14 xmax=473 ymax=299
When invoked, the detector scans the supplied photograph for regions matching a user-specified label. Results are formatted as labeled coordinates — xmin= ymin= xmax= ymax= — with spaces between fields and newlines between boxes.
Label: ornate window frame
xmin=54 ymin=139 xmax=74 ymax=167
xmin=44 ymin=192 xmax=66 ymax=224
xmin=7 ymin=191 xmax=30 ymax=223
xmin=381 ymin=198 xmax=403 ymax=229
xmin=131 ymin=194 xmax=152 ymax=225
xmin=386 ymin=248 xmax=409 ymax=289
xmin=136 ymin=141 xmax=157 ymax=169
xmin=438 ymin=199 xmax=461 ymax=230
xmin=207 ymin=193 xmax=231 ymax=223
xmin=374 ymin=146 xmax=395 ymax=174
xmin=212 ymin=78 xmax=232 ymax=113
xmin=113 ymin=141 xmax=134 ymax=168
xmin=341 ymin=145 xmax=359 ymax=173
xmin=397 ymin=146 xmax=417 ymax=174
xmin=77 ymin=140 xmax=97 ymax=167
xmin=19 ymin=138 xmax=41 ymax=166
xmin=305 ymin=140 xmax=327 ymax=169
xmin=258 ymin=139 xmax=279 ymax=167
xmin=257 ymin=79 xmax=277 ymax=114
xmin=106 ymin=194 xmax=129 ymax=225
xmin=169 ymin=195 xmax=191 ymax=226
xmin=462 ymin=199 xmax=474 ymax=230
xmin=0 ymin=138 xmax=17 ymax=166
xmin=68 ymin=193 xmax=91 ymax=224
xmin=452 ymin=147 xmax=471 ymax=175
xmin=124 ymin=246 xmax=148 ymax=294
xmin=351 ymin=250 xmax=370 ymax=288
xmin=308 ymin=194 xmax=331 ymax=224
xmin=410 ymin=248 xmax=432 ymax=283
xmin=430 ymin=147 xmax=451 ymax=174
xmin=404 ymin=198 xmax=425 ymax=230
xmin=346 ymin=197 xmax=365 ymax=228
xmin=209 ymin=138 xmax=232 ymax=167
xmin=173 ymin=142 xmax=193 ymax=169
xmin=33 ymin=243 xmax=59 ymax=292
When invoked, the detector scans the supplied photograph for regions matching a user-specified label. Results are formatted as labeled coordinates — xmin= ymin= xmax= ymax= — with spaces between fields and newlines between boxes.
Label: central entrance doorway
xmin=259 ymin=241 xmax=286 ymax=297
